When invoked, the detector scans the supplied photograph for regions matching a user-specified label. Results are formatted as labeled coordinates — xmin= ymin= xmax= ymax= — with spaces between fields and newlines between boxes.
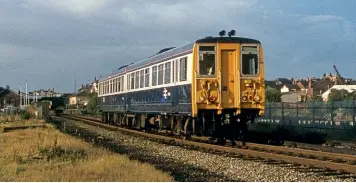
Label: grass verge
xmin=0 ymin=121 xmax=173 ymax=182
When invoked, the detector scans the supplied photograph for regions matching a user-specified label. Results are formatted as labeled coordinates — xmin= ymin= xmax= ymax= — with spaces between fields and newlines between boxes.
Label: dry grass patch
xmin=0 ymin=119 xmax=46 ymax=127
xmin=0 ymin=125 xmax=173 ymax=182
xmin=0 ymin=114 xmax=21 ymax=123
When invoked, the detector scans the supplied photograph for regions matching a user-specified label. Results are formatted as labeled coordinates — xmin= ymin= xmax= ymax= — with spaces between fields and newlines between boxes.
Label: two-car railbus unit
xmin=97 ymin=34 xmax=265 ymax=145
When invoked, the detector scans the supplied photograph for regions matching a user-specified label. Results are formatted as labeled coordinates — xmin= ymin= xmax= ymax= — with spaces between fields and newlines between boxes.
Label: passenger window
xmin=127 ymin=75 xmax=130 ymax=91
xmin=120 ymin=76 xmax=124 ymax=91
xmin=241 ymin=46 xmax=259 ymax=75
xmin=107 ymin=81 xmax=109 ymax=94
xmin=198 ymin=46 xmax=215 ymax=76
xmin=180 ymin=57 xmax=187 ymax=81
xmin=172 ymin=60 xmax=175 ymax=83
xmin=164 ymin=62 xmax=171 ymax=84
xmin=140 ymin=70 xmax=144 ymax=88
xmin=135 ymin=71 xmax=139 ymax=89
xmin=152 ymin=66 xmax=157 ymax=86
xmin=130 ymin=73 xmax=135 ymax=90
xmin=103 ymin=82 xmax=106 ymax=94
xmin=158 ymin=64 xmax=164 ymax=85
xmin=144 ymin=68 xmax=150 ymax=87
xmin=114 ymin=79 xmax=117 ymax=93
xmin=110 ymin=80 xmax=113 ymax=93
xmin=116 ymin=77 xmax=122 ymax=92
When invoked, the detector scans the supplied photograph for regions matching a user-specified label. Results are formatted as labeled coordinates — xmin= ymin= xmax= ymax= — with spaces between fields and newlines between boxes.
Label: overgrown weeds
xmin=0 ymin=125 xmax=173 ymax=182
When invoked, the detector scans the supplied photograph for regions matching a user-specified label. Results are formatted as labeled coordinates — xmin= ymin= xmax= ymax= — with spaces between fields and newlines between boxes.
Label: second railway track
xmin=58 ymin=114 xmax=356 ymax=175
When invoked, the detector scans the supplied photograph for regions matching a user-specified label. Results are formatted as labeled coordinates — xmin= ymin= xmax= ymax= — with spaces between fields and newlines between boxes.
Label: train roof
xmin=99 ymin=42 xmax=195 ymax=82
xmin=196 ymin=36 xmax=261 ymax=44
xmin=99 ymin=36 xmax=260 ymax=82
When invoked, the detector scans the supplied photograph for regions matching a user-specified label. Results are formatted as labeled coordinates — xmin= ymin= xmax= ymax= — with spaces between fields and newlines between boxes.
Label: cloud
xmin=24 ymin=0 xmax=113 ymax=15
xmin=0 ymin=0 xmax=355 ymax=92
xmin=301 ymin=15 xmax=344 ymax=24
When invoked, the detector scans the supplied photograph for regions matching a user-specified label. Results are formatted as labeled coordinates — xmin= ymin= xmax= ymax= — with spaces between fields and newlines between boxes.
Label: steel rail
xmin=59 ymin=115 xmax=356 ymax=174
xmin=67 ymin=114 xmax=356 ymax=163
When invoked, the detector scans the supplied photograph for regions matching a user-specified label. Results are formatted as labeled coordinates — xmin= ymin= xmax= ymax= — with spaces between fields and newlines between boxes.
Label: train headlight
xmin=209 ymin=95 xmax=217 ymax=102
xmin=242 ymin=96 xmax=248 ymax=101
xmin=254 ymin=95 xmax=261 ymax=102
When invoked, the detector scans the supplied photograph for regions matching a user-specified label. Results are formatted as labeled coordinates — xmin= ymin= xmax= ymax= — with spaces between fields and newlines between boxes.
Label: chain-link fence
xmin=257 ymin=101 xmax=355 ymax=129
xmin=254 ymin=101 xmax=356 ymax=141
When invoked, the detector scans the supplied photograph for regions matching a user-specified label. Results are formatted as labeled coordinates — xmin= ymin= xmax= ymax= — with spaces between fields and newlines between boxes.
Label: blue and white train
xmin=98 ymin=32 xmax=266 ymax=144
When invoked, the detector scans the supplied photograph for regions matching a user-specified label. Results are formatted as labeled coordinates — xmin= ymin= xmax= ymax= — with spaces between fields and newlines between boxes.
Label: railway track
xmin=58 ymin=114 xmax=356 ymax=175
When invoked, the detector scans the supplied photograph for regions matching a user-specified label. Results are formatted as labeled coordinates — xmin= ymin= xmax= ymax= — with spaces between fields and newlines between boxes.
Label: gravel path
xmin=54 ymin=117 xmax=356 ymax=182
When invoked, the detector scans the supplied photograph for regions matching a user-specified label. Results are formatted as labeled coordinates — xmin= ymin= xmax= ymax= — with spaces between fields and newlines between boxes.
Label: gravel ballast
xmin=54 ymin=117 xmax=356 ymax=182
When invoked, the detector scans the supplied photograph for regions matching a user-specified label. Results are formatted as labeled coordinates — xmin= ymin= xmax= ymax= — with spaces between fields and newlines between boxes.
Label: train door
xmin=220 ymin=49 xmax=237 ymax=109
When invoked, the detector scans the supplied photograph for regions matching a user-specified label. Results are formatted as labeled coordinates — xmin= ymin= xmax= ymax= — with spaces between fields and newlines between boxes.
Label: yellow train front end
xmin=191 ymin=36 xmax=265 ymax=142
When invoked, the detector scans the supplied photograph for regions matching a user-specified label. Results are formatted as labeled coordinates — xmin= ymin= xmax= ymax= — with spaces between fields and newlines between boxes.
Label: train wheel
xmin=169 ymin=116 xmax=174 ymax=135
xmin=202 ymin=115 xmax=206 ymax=136
xmin=231 ymin=139 xmax=237 ymax=147
xmin=181 ymin=117 xmax=192 ymax=140
xmin=101 ymin=113 xmax=105 ymax=122
xmin=217 ymin=138 xmax=226 ymax=146
xmin=207 ymin=137 xmax=215 ymax=144
xmin=194 ymin=118 xmax=203 ymax=137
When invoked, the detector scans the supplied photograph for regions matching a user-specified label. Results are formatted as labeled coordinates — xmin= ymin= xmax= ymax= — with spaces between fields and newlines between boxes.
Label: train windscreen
xmin=241 ymin=46 xmax=259 ymax=75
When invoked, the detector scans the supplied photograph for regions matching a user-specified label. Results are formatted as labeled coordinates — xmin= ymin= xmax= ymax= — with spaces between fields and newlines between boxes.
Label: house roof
xmin=76 ymin=91 xmax=89 ymax=97
xmin=299 ymin=80 xmax=308 ymax=87
xmin=276 ymin=78 xmax=292 ymax=84
xmin=0 ymin=88 xmax=18 ymax=98
xmin=0 ymin=88 xmax=9 ymax=98
xmin=312 ymin=78 xmax=335 ymax=92
xmin=283 ymin=83 xmax=300 ymax=91
xmin=265 ymin=80 xmax=283 ymax=91
xmin=347 ymin=80 xmax=356 ymax=85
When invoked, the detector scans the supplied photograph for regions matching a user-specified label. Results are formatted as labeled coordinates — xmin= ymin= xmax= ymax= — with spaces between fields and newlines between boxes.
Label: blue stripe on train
xmin=98 ymin=84 xmax=192 ymax=115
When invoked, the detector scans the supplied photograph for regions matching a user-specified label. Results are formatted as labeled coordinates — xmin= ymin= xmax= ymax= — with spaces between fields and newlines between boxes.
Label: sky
xmin=0 ymin=0 xmax=355 ymax=93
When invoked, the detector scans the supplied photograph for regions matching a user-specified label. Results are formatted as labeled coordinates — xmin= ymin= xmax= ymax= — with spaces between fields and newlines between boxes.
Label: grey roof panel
xmin=99 ymin=36 xmax=261 ymax=82
xmin=99 ymin=42 xmax=195 ymax=82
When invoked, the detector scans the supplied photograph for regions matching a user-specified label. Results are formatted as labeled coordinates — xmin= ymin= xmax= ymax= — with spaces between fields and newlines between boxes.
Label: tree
xmin=308 ymin=95 xmax=322 ymax=102
xmin=86 ymin=93 xmax=98 ymax=114
xmin=266 ymin=88 xmax=282 ymax=102
xmin=328 ymin=89 xmax=356 ymax=102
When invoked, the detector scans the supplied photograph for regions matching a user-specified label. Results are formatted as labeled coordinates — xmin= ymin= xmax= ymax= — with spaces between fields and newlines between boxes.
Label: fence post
xmin=268 ymin=102 xmax=272 ymax=122
xmin=295 ymin=103 xmax=298 ymax=126
xmin=330 ymin=101 xmax=334 ymax=129
xmin=281 ymin=102 xmax=285 ymax=125
xmin=312 ymin=104 xmax=315 ymax=124
xmin=353 ymin=101 xmax=355 ymax=125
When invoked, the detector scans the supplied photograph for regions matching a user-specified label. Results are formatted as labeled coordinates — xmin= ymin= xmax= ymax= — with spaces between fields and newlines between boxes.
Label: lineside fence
xmin=255 ymin=101 xmax=356 ymax=141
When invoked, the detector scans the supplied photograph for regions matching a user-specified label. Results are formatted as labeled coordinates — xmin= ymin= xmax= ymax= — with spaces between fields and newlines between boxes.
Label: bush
xmin=266 ymin=88 xmax=282 ymax=102
xmin=20 ymin=111 xmax=30 ymax=120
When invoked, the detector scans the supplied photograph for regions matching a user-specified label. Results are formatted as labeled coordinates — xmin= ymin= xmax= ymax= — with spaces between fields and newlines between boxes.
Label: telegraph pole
xmin=74 ymin=78 xmax=77 ymax=94
xmin=19 ymin=84 xmax=22 ymax=107
xmin=25 ymin=80 xmax=28 ymax=106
